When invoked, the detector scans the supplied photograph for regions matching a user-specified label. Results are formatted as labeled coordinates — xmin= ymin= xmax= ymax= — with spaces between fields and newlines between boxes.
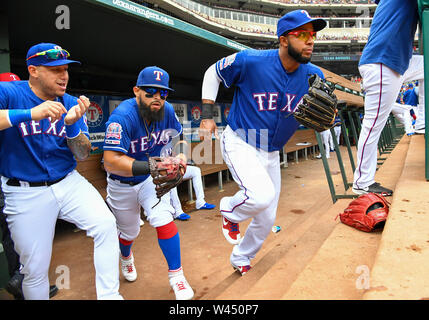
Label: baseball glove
xmin=338 ymin=193 xmax=390 ymax=232
xmin=149 ymin=156 xmax=187 ymax=199
xmin=293 ymin=74 xmax=338 ymax=132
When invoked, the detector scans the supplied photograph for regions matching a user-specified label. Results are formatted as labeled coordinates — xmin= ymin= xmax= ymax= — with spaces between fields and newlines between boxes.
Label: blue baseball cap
xmin=136 ymin=66 xmax=174 ymax=91
xmin=26 ymin=43 xmax=81 ymax=67
xmin=277 ymin=10 xmax=327 ymax=38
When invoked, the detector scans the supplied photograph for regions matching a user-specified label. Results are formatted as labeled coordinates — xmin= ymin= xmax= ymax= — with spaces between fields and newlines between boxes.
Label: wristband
xmin=201 ymin=103 xmax=214 ymax=120
xmin=65 ymin=123 xmax=81 ymax=139
xmin=132 ymin=160 xmax=150 ymax=176
xmin=8 ymin=109 xmax=32 ymax=126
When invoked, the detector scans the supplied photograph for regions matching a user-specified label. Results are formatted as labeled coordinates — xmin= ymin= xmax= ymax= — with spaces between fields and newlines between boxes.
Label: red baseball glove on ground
xmin=339 ymin=193 xmax=390 ymax=232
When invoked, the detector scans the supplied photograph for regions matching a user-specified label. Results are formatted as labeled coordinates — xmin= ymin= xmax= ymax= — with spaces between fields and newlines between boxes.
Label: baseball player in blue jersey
xmin=352 ymin=0 xmax=424 ymax=196
xmin=199 ymin=10 xmax=326 ymax=275
xmin=102 ymin=66 xmax=194 ymax=300
xmin=0 ymin=43 xmax=122 ymax=300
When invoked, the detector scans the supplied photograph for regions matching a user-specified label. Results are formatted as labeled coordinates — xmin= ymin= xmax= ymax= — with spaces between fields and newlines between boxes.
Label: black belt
xmin=6 ymin=175 xmax=67 ymax=187
xmin=110 ymin=177 xmax=140 ymax=186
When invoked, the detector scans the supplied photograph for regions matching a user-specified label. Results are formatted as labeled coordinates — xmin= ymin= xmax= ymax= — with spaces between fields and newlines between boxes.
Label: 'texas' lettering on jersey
xmin=18 ymin=120 xmax=67 ymax=137
xmin=128 ymin=130 xmax=173 ymax=154
xmin=252 ymin=92 xmax=303 ymax=112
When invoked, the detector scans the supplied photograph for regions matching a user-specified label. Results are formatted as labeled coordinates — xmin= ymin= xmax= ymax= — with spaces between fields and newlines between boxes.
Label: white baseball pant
xmin=354 ymin=55 xmax=424 ymax=189
xmin=414 ymin=82 xmax=426 ymax=131
xmin=320 ymin=129 xmax=334 ymax=158
xmin=1 ymin=170 xmax=121 ymax=300
xmin=220 ymin=125 xmax=281 ymax=266
xmin=170 ymin=165 xmax=206 ymax=217
xmin=106 ymin=175 xmax=175 ymax=241
xmin=391 ymin=102 xmax=414 ymax=134
xmin=333 ymin=126 xmax=341 ymax=146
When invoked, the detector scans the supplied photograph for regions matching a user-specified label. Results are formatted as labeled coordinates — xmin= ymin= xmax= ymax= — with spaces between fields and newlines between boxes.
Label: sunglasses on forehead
xmin=287 ymin=30 xmax=317 ymax=42
xmin=140 ymin=87 xmax=169 ymax=100
xmin=26 ymin=48 xmax=70 ymax=61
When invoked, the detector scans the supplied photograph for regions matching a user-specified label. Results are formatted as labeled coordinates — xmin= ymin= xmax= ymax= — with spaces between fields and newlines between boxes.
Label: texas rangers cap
xmin=26 ymin=43 xmax=81 ymax=67
xmin=276 ymin=10 xmax=327 ymax=37
xmin=136 ymin=66 xmax=174 ymax=91
xmin=0 ymin=72 xmax=21 ymax=82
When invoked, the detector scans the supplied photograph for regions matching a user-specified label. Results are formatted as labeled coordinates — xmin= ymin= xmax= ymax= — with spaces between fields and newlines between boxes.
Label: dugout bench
xmin=76 ymin=139 xmax=231 ymax=204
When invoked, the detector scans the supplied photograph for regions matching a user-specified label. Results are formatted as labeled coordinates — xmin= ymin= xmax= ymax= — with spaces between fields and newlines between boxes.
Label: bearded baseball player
xmin=352 ymin=0 xmax=424 ymax=196
xmin=199 ymin=10 xmax=326 ymax=275
xmin=102 ymin=66 xmax=194 ymax=300
xmin=0 ymin=43 xmax=122 ymax=300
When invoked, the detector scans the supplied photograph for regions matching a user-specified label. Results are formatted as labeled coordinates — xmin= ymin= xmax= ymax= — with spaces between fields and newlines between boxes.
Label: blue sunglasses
xmin=141 ymin=87 xmax=169 ymax=99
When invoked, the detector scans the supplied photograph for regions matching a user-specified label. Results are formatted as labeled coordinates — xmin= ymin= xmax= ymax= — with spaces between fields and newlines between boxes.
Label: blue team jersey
xmin=0 ymin=81 xmax=89 ymax=182
xmin=216 ymin=49 xmax=324 ymax=152
xmin=103 ymin=98 xmax=182 ymax=184
xmin=359 ymin=0 xmax=419 ymax=75
xmin=403 ymin=88 xmax=418 ymax=106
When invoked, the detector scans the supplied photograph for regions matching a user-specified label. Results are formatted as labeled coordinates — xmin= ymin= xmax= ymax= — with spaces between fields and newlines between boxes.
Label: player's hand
xmin=198 ymin=119 xmax=219 ymax=141
xmin=31 ymin=101 xmax=67 ymax=123
xmin=65 ymin=95 xmax=90 ymax=125
xmin=176 ymin=153 xmax=187 ymax=175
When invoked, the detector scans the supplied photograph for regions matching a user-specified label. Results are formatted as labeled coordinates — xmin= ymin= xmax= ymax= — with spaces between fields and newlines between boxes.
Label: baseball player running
xmin=102 ymin=66 xmax=194 ymax=300
xmin=170 ymin=165 xmax=216 ymax=221
xmin=0 ymin=43 xmax=122 ymax=300
xmin=199 ymin=10 xmax=326 ymax=275
xmin=352 ymin=0 xmax=424 ymax=196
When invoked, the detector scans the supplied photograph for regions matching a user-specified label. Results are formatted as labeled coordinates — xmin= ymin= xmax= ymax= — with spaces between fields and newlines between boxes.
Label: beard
xmin=137 ymin=96 xmax=165 ymax=123
xmin=288 ymin=43 xmax=312 ymax=64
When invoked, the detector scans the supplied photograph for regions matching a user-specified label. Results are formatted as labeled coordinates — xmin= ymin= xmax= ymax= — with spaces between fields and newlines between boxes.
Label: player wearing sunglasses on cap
xmin=102 ymin=66 xmax=194 ymax=300
xmin=0 ymin=43 xmax=123 ymax=300
xmin=199 ymin=10 xmax=326 ymax=276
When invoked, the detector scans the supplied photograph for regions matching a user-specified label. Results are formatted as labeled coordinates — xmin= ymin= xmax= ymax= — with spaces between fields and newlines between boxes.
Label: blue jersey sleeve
xmin=215 ymin=51 xmax=245 ymax=88
xmin=103 ymin=112 xmax=132 ymax=154
xmin=0 ymin=83 xmax=17 ymax=109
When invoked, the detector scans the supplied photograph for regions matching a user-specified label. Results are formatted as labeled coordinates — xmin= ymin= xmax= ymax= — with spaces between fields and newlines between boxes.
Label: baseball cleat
xmin=222 ymin=216 xmax=241 ymax=245
xmin=120 ymin=252 xmax=137 ymax=282
xmin=168 ymin=268 xmax=194 ymax=300
xmin=175 ymin=213 xmax=191 ymax=221
xmin=352 ymin=182 xmax=393 ymax=196
xmin=197 ymin=203 xmax=216 ymax=210
xmin=231 ymin=262 xmax=252 ymax=276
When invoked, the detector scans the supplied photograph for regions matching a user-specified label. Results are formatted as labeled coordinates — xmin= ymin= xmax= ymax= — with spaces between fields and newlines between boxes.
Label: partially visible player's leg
xmin=185 ymin=166 xmax=206 ymax=209
xmin=59 ymin=171 xmax=121 ymax=300
xmin=1 ymin=179 xmax=58 ymax=300
xmin=334 ymin=126 xmax=341 ymax=145
xmin=169 ymin=187 xmax=187 ymax=219
xmin=139 ymin=177 xmax=193 ymax=300
xmin=230 ymin=150 xmax=281 ymax=269
xmin=353 ymin=63 xmax=403 ymax=192
xmin=106 ymin=177 xmax=141 ymax=283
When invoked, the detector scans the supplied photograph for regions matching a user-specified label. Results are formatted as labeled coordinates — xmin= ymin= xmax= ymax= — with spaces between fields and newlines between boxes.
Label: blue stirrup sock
xmin=119 ymin=237 xmax=134 ymax=258
xmin=156 ymin=221 xmax=181 ymax=271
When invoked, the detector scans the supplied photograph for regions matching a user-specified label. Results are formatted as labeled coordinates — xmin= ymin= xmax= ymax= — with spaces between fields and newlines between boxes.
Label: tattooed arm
xmin=67 ymin=133 xmax=91 ymax=161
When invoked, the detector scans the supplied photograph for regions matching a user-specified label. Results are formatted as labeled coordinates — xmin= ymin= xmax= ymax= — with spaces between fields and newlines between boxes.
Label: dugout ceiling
xmin=4 ymin=0 xmax=248 ymax=101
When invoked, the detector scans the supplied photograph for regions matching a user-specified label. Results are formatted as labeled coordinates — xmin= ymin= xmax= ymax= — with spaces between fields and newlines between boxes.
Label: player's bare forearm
xmin=103 ymin=150 xmax=135 ymax=177
xmin=0 ymin=110 xmax=12 ymax=130
xmin=67 ymin=133 xmax=91 ymax=161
